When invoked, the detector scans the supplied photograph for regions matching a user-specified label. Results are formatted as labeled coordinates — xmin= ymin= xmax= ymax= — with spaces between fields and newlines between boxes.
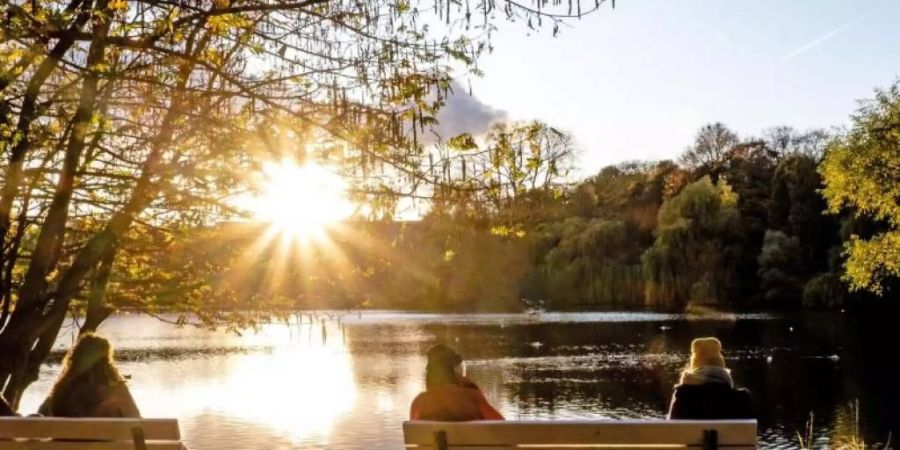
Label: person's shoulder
xmin=411 ymin=390 xmax=435 ymax=409
xmin=459 ymin=377 xmax=481 ymax=390
xmin=464 ymin=385 xmax=492 ymax=403
xmin=673 ymin=383 xmax=736 ymax=397
xmin=732 ymin=387 xmax=753 ymax=401
xmin=411 ymin=390 xmax=428 ymax=402
xmin=672 ymin=384 xmax=702 ymax=395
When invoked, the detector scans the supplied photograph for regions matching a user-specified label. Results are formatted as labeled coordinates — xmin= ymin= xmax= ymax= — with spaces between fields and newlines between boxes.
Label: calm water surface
xmin=18 ymin=311 xmax=898 ymax=449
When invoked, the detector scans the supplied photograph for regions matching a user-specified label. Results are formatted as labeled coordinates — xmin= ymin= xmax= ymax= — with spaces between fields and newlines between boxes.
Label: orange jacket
xmin=410 ymin=384 xmax=504 ymax=421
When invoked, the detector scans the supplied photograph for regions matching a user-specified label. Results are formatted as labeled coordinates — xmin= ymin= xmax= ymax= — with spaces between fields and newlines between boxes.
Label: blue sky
xmin=461 ymin=0 xmax=900 ymax=175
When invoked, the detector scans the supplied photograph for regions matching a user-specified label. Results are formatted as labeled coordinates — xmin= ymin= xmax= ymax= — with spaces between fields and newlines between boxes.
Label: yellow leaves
xmin=0 ymin=125 xmax=13 ymax=139
xmin=821 ymin=81 xmax=900 ymax=294
xmin=88 ymin=62 xmax=110 ymax=73
xmin=32 ymin=8 xmax=51 ymax=25
xmin=843 ymin=232 xmax=900 ymax=295
xmin=490 ymin=225 xmax=526 ymax=238
xmin=200 ymin=48 xmax=224 ymax=66
xmin=716 ymin=179 xmax=738 ymax=208
xmin=2 ymin=47 xmax=26 ymax=64
xmin=207 ymin=14 xmax=249 ymax=35
xmin=395 ymin=0 xmax=411 ymax=14
xmin=448 ymin=133 xmax=477 ymax=151
xmin=207 ymin=16 xmax=228 ymax=34
xmin=443 ymin=249 xmax=456 ymax=262
xmin=109 ymin=0 xmax=129 ymax=12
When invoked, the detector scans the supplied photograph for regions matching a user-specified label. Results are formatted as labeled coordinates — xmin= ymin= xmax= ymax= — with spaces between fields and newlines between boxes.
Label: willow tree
xmin=0 ymin=0 xmax=607 ymax=408
xmin=642 ymin=177 xmax=741 ymax=309
xmin=820 ymin=81 xmax=900 ymax=295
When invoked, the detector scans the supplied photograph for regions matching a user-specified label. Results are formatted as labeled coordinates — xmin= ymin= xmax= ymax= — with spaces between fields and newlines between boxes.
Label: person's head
xmin=688 ymin=337 xmax=726 ymax=371
xmin=63 ymin=334 xmax=116 ymax=376
xmin=425 ymin=344 xmax=465 ymax=390
xmin=48 ymin=333 xmax=124 ymax=415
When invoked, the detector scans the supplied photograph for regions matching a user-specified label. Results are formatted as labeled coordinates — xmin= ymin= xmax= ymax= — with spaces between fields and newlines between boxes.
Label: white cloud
xmin=430 ymin=80 xmax=508 ymax=142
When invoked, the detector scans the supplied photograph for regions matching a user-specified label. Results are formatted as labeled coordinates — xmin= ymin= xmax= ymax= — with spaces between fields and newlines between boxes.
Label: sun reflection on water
xmin=128 ymin=321 xmax=356 ymax=446
xmin=223 ymin=336 xmax=356 ymax=441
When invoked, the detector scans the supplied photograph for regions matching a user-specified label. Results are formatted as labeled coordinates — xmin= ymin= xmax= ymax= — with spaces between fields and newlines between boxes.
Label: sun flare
xmin=250 ymin=160 xmax=355 ymax=240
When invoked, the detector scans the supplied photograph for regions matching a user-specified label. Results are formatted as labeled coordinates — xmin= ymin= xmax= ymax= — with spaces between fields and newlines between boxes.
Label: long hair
xmin=425 ymin=345 xmax=462 ymax=390
xmin=46 ymin=333 xmax=125 ymax=416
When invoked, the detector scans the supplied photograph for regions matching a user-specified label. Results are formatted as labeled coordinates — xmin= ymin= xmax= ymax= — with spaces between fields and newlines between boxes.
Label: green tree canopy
xmin=642 ymin=176 xmax=741 ymax=309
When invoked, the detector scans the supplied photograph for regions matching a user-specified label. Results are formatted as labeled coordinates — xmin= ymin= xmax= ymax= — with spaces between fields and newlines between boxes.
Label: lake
xmin=18 ymin=311 xmax=898 ymax=449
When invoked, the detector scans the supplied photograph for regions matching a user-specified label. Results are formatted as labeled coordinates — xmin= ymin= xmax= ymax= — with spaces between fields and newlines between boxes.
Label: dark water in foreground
xmin=18 ymin=311 xmax=898 ymax=449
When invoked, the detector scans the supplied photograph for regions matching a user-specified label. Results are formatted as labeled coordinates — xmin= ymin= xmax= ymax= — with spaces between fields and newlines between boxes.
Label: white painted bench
xmin=404 ymin=420 xmax=758 ymax=449
xmin=0 ymin=417 xmax=186 ymax=449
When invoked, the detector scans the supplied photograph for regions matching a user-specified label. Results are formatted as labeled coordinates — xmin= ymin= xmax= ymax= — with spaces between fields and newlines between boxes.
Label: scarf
xmin=679 ymin=366 xmax=734 ymax=387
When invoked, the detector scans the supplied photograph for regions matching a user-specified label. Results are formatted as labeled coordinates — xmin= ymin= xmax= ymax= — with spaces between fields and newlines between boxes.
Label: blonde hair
xmin=45 ymin=333 xmax=126 ymax=416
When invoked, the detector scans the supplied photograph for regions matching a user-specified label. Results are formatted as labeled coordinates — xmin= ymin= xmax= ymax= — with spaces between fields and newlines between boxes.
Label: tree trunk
xmin=81 ymin=245 xmax=117 ymax=335
xmin=0 ymin=22 xmax=210 ymax=409
xmin=0 ymin=0 xmax=112 ymax=409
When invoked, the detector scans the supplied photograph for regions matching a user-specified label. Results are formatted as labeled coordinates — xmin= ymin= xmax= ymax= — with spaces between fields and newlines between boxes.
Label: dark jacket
xmin=667 ymin=383 xmax=754 ymax=420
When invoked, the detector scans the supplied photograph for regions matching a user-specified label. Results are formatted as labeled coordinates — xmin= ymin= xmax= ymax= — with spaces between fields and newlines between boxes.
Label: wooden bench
xmin=0 ymin=417 xmax=186 ymax=449
xmin=404 ymin=420 xmax=758 ymax=449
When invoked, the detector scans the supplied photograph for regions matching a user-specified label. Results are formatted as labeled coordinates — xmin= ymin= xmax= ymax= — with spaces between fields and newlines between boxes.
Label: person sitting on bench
xmin=38 ymin=333 xmax=140 ymax=418
xmin=410 ymin=344 xmax=504 ymax=421
xmin=668 ymin=337 xmax=754 ymax=420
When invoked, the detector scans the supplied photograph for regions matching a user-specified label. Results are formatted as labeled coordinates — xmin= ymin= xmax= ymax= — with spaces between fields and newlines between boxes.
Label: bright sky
xmin=467 ymin=0 xmax=900 ymax=176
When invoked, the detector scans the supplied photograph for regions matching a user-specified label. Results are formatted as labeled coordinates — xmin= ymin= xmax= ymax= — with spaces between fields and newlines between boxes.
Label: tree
xmin=757 ymin=230 xmax=802 ymax=306
xmin=428 ymin=120 xmax=578 ymax=221
xmin=762 ymin=126 xmax=831 ymax=161
xmin=642 ymin=177 xmax=741 ymax=309
xmin=0 ymin=0 xmax=608 ymax=408
xmin=717 ymin=141 xmax=776 ymax=305
xmin=532 ymin=217 xmax=644 ymax=308
xmin=820 ymin=81 xmax=900 ymax=294
xmin=769 ymin=154 xmax=837 ymax=275
xmin=679 ymin=122 xmax=739 ymax=179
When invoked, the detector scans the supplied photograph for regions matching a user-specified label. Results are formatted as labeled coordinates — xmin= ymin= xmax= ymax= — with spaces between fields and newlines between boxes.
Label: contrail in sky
xmin=780 ymin=9 xmax=876 ymax=62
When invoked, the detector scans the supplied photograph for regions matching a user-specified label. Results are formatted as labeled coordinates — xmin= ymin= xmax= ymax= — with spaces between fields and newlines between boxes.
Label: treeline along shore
xmin=132 ymin=85 xmax=900 ymax=314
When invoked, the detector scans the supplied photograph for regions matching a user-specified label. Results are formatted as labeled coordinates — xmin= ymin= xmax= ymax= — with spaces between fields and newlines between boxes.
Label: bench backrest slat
xmin=0 ymin=418 xmax=181 ymax=441
xmin=0 ymin=442 xmax=184 ymax=450
xmin=407 ymin=447 xmax=755 ymax=450
xmin=403 ymin=420 xmax=757 ymax=447
xmin=410 ymin=446 xmax=756 ymax=450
